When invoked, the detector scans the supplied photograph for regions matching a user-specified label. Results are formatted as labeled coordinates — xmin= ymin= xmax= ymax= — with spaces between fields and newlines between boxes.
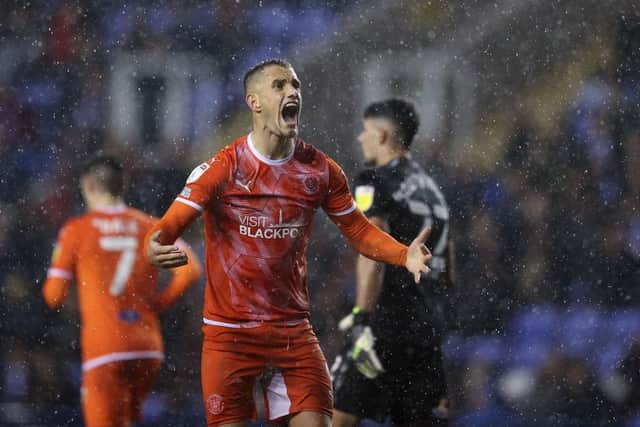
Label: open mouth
xmin=281 ymin=102 xmax=299 ymax=126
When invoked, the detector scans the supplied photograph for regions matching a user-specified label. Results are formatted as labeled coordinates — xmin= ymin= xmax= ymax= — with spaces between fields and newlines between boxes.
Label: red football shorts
xmin=201 ymin=318 xmax=333 ymax=426
xmin=82 ymin=358 xmax=162 ymax=427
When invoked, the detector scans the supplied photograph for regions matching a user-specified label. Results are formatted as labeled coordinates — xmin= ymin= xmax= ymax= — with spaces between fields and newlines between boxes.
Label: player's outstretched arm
xmin=330 ymin=208 xmax=431 ymax=284
xmin=42 ymin=224 xmax=76 ymax=308
xmin=145 ymin=201 xmax=201 ymax=269
xmin=324 ymin=158 xmax=430 ymax=283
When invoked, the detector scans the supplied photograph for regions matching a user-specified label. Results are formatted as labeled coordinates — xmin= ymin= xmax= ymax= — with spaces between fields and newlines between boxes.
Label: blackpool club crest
xmin=303 ymin=176 xmax=319 ymax=194
xmin=207 ymin=394 xmax=224 ymax=415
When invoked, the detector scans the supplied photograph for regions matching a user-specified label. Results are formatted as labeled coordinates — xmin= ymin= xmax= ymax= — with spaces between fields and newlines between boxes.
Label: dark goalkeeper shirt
xmin=353 ymin=155 xmax=451 ymax=344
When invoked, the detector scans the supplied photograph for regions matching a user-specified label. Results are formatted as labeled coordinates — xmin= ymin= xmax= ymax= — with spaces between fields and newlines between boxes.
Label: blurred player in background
xmin=42 ymin=155 xmax=203 ymax=427
xmin=331 ymin=99 xmax=453 ymax=427
xmin=146 ymin=59 xmax=433 ymax=427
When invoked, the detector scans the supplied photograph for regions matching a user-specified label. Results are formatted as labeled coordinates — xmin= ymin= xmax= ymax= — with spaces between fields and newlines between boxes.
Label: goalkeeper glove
xmin=338 ymin=307 xmax=385 ymax=379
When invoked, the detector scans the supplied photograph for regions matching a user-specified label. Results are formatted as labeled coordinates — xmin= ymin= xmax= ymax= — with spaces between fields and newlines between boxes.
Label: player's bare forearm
xmin=356 ymin=254 xmax=384 ymax=312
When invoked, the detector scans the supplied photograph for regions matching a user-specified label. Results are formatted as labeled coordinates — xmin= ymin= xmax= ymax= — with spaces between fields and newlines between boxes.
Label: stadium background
xmin=1 ymin=0 xmax=640 ymax=426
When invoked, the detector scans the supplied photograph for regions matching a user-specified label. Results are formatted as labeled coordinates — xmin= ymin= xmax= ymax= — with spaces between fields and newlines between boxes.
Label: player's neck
xmin=376 ymin=149 xmax=405 ymax=167
xmin=86 ymin=194 xmax=125 ymax=212
xmin=249 ymin=130 xmax=294 ymax=160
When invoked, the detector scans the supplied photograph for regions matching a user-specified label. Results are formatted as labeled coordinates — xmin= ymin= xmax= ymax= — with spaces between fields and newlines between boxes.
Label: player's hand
xmin=405 ymin=227 xmax=432 ymax=284
xmin=147 ymin=231 xmax=188 ymax=269
xmin=340 ymin=308 xmax=385 ymax=379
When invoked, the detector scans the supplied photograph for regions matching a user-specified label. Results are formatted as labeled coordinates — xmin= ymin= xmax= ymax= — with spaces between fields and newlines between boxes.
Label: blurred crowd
xmin=1 ymin=1 xmax=639 ymax=426
xmin=438 ymin=15 xmax=640 ymax=427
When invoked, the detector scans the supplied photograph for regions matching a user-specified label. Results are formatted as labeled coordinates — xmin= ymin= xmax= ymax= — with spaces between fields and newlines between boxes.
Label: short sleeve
xmin=175 ymin=149 xmax=233 ymax=212
xmin=353 ymin=169 xmax=388 ymax=219
xmin=323 ymin=157 xmax=357 ymax=217
xmin=47 ymin=222 xmax=78 ymax=280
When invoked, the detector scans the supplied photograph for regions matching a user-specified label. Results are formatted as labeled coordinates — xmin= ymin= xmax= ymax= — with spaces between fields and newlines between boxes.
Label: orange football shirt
xmin=168 ymin=135 xmax=356 ymax=324
xmin=43 ymin=205 xmax=196 ymax=370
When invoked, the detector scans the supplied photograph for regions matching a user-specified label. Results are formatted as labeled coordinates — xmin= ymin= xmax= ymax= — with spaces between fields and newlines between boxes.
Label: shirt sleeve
xmin=329 ymin=207 xmax=407 ymax=267
xmin=353 ymin=169 xmax=388 ymax=219
xmin=322 ymin=157 xmax=357 ymax=217
xmin=42 ymin=222 xmax=77 ymax=308
xmin=146 ymin=150 xmax=234 ymax=248
xmin=174 ymin=149 xmax=233 ymax=213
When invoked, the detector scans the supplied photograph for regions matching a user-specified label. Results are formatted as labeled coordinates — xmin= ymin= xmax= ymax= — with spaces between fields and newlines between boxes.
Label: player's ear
xmin=79 ymin=176 xmax=93 ymax=202
xmin=377 ymin=128 xmax=388 ymax=145
xmin=246 ymin=93 xmax=262 ymax=113
xmin=82 ymin=175 xmax=97 ymax=192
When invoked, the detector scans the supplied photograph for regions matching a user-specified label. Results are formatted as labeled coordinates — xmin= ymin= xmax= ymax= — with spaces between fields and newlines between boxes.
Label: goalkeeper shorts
xmin=331 ymin=331 xmax=448 ymax=426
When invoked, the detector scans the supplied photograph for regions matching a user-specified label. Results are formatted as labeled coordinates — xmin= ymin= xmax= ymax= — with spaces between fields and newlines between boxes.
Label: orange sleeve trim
xmin=330 ymin=208 xmax=407 ymax=267
xmin=47 ymin=268 xmax=73 ymax=280
xmin=327 ymin=201 xmax=357 ymax=217
xmin=175 ymin=197 xmax=204 ymax=212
